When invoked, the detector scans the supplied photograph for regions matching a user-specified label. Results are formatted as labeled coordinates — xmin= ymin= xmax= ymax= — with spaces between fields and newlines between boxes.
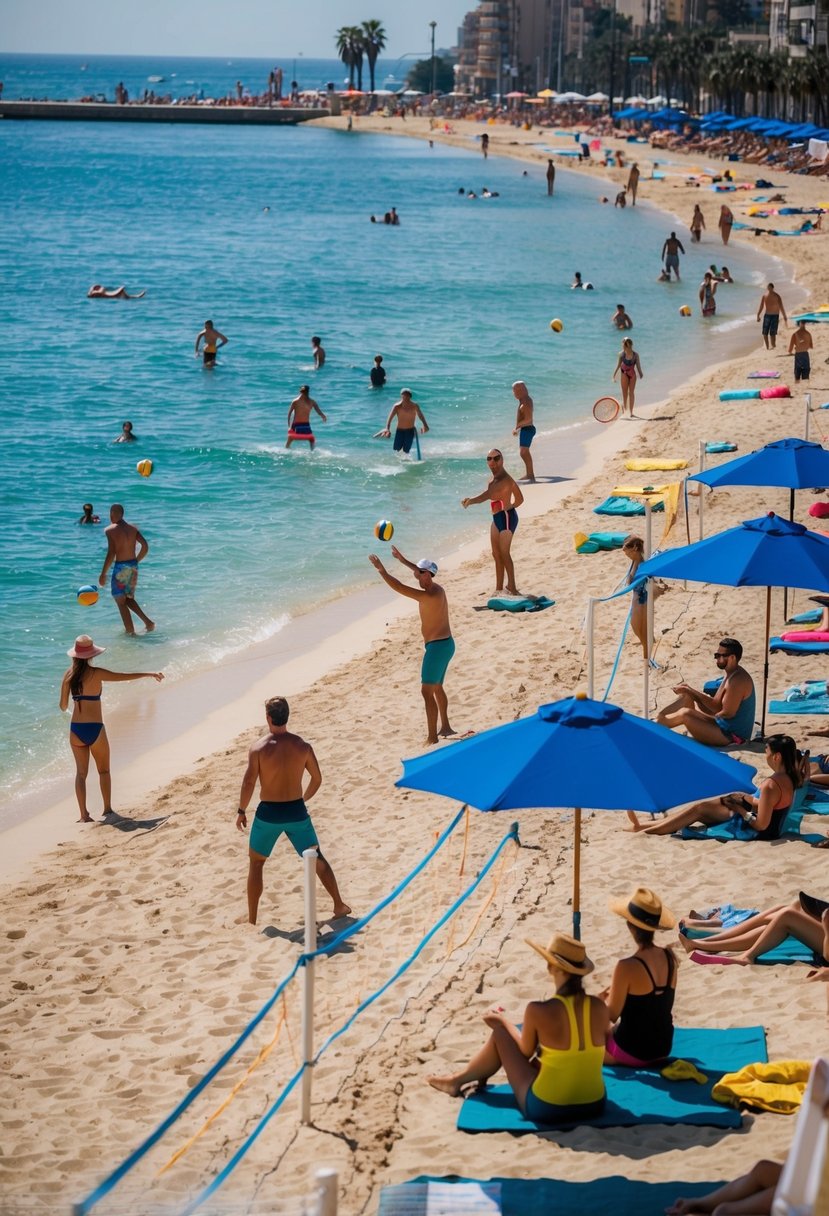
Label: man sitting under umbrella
xmin=656 ymin=638 xmax=756 ymax=747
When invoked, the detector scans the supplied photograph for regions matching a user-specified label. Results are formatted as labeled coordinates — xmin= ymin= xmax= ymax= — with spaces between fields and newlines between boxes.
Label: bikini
xmin=70 ymin=693 xmax=104 ymax=746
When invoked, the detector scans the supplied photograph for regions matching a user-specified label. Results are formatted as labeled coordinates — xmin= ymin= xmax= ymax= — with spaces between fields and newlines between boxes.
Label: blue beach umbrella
xmin=635 ymin=512 xmax=829 ymax=735
xmin=690 ymin=437 xmax=829 ymax=530
xmin=397 ymin=694 xmax=756 ymax=937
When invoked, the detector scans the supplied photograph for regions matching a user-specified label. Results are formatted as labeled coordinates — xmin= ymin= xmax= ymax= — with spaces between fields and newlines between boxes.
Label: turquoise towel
xmin=593 ymin=496 xmax=664 ymax=516
xmin=383 ymin=1178 xmax=724 ymax=1216
xmin=487 ymin=596 xmax=555 ymax=613
xmin=683 ymin=925 xmax=818 ymax=964
xmin=719 ymin=389 xmax=761 ymax=401
xmin=770 ymin=636 xmax=829 ymax=654
xmin=705 ymin=442 xmax=738 ymax=453
xmin=455 ymin=1026 xmax=765 ymax=1134
xmin=768 ymin=678 xmax=829 ymax=715
xmin=786 ymin=610 xmax=822 ymax=624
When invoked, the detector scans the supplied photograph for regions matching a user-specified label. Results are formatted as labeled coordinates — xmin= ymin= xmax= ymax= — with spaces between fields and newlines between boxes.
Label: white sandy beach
xmin=2 ymin=121 xmax=829 ymax=1214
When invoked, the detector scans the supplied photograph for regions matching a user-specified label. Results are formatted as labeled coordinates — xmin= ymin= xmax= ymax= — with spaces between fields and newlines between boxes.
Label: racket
xmin=593 ymin=396 xmax=620 ymax=423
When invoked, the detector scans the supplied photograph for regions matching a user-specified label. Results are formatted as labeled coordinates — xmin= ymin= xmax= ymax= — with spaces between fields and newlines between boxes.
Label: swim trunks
xmin=665 ymin=253 xmax=679 ymax=272
xmin=288 ymin=422 xmax=314 ymax=441
xmin=492 ymin=508 xmax=519 ymax=533
xmin=421 ymin=636 xmax=456 ymax=685
xmin=762 ymin=314 xmax=780 ymax=337
xmin=794 ymin=352 xmax=811 ymax=381
xmin=111 ymin=558 xmax=138 ymax=599
xmin=70 ymin=722 xmax=104 ymax=746
xmin=203 ymin=347 xmax=217 ymax=366
xmin=519 ymin=425 xmax=536 ymax=448
xmin=249 ymin=799 xmax=320 ymax=858
xmin=393 ymin=427 xmax=416 ymax=453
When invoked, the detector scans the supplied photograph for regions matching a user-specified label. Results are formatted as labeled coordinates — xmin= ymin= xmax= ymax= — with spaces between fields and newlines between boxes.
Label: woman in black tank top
xmin=602 ymin=887 xmax=678 ymax=1067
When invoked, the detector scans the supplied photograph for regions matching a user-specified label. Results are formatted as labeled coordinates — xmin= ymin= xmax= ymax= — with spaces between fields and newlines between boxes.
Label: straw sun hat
xmin=610 ymin=886 xmax=675 ymax=932
xmin=67 ymin=635 xmax=105 ymax=659
xmin=525 ymin=931 xmax=595 ymax=975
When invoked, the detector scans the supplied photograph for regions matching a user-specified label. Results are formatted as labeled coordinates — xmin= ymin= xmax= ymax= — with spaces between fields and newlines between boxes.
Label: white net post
xmin=314 ymin=1167 xmax=338 ymax=1216
xmin=698 ymin=439 xmax=706 ymax=542
xmin=643 ymin=500 xmax=653 ymax=719
xmin=586 ymin=597 xmax=596 ymax=699
xmin=300 ymin=847 xmax=318 ymax=1125
xmin=805 ymin=392 xmax=812 ymax=442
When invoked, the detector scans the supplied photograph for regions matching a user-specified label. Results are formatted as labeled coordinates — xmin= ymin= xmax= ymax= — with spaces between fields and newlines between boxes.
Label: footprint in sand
xmin=6 ymin=929 xmax=26 ymax=940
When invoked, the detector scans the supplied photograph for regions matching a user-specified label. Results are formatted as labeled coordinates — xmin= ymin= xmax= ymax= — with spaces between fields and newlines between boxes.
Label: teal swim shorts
xmin=421 ymin=636 xmax=456 ymax=685
xmin=249 ymin=800 xmax=320 ymax=858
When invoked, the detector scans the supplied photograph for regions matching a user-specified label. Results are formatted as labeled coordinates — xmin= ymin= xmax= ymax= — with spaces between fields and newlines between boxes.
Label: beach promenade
xmin=1 ymin=121 xmax=828 ymax=1212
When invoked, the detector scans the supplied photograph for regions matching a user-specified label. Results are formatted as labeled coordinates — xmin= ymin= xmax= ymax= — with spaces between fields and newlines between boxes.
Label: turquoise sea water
xmin=0 ymin=55 xmax=787 ymax=801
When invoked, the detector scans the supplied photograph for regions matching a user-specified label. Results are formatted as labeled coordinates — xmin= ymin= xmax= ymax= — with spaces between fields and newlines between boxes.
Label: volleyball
xmin=136 ymin=459 xmax=153 ymax=477
xmin=679 ymin=305 xmax=692 ymax=317
xmin=550 ymin=318 xmax=563 ymax=332
xmin=374 ymin=519 xmax=394 ymax=541
xmin=77 ymin=584 xmax=99 ymax=606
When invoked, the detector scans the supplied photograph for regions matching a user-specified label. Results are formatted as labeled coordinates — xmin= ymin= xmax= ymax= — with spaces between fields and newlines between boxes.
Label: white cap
xmin=416 ymin=558 xmax=438 ymax=575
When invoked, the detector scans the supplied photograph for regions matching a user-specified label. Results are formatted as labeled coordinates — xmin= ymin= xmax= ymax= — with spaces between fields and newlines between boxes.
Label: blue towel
xmin=787 ymin=610 xmax=823 ymax=624
xmin=384 ymin=1177 xmax=725 ymax=1216
xmin=679 ymin=807 xmax=824 ymax=845
xmin=682 ymin=925 xmax=818 ymax=964
xmin=705 ymin=442 xmax=738 ymax=453
xmin=455 ymin=1026 xmax=765 ymax=1134
xmin=593 ymin=496 xmax=664 ymax=516
xmin=770 ymin=636 xmax=829 ymax=654
xmin=769 ymin=678 xmax=829 ymax=715
xmin=487 ymin=596 xmax=555 ymax=613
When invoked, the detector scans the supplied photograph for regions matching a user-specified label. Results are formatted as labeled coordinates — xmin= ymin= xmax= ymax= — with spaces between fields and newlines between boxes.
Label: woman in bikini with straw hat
xmin=602 ymin=887 xmax=677 ymax=1068
xmin=428 ymin=932 xmax=609 ymax=1124
xmin=59 ymin=634 xmax=164 ymax=822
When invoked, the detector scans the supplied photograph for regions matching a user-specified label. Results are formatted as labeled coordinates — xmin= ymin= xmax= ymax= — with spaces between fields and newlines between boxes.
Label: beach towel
xmin=625 ymin=458 xmax=689 ymax=471
xmin=768 ymin=678 xmax=829 ymax=716
xmin=759 ymin=385 xmax=791 ymax=400
xmin=593 ymin=496 xmax=663 ymax=516
xmin=455 ymin=1026 xmax=765 ymax=1134
xmin=683 ymin=925 xmax=819 ymax=965
xmin=794 ymin=313 xmax=829 ymax=323
xmin=380 ymin=1177 xmax=724 ymax=1216
xmin=787 ymin=609 xmax=823 ymax=624
xmin=487 ymin=596 xmax=555 ymax=613
xmin=705 ymin=442 xmax=738 ymax=453
xmin=679 ymin=803 xmax=824 ymax=845
xmin=712 ymin=1060 xmax=812 ymax=1114
xmin=770 ymin=636 xmax=829 ymax=654
xmin=747 ymin=371 xmax=781 ymax=379
xmin=719 ymin=389 xmax=761 ymax=400
xmin=573 ymin=531 xmax=627 ymax=554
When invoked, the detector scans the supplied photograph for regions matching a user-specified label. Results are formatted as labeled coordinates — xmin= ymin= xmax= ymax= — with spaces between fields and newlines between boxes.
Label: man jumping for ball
xmin=369 ymin=548 xmax=456 ymax=745
xmin=235 ymin=697 xmax=351 ymax=926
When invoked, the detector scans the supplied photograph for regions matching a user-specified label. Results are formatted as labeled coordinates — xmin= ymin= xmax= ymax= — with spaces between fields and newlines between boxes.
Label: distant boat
xmin=147 ymin=75 xmax=166 ymax=83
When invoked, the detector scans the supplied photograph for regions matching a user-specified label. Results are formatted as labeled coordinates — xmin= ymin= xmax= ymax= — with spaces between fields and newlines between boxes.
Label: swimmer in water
xmin=370 ymin=354 xmax=387 ymax=388
xmin=195 ymin=320 xmax=228 ymax=368
xmin=88 ymin=285 xmax=146 ymax=299
xmin=311 ymin=336 xmax=326 ymax=369
xmin=287 ymin=385 xmax=326 ymax=450
xmin=461 ymin=450 xmax=524 ymax=595
xmin=114 ymin=420 xmax=137 ymax=443
xmin=79 ymin=503 xmax=99 ymax=525
xmin=379 ymin=389 xmax=428 ymax=455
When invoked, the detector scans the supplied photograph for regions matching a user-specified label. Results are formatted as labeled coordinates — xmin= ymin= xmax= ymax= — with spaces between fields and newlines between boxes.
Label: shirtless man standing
xmin=757 ymin=283 xmax=788 ymax=350
xmin=627 ymin=163 xmax=640 ymax=206
xmin=311 ymin=336 xmax=326 ymax=369
xmin=511 ymin=381 xmax=536 ymax=482
xmin=788 ymin=319 xmax=813 ymax=381
xmin=194 ymin=319 xmax=228 ymax=367
xmin=379 ymin=388 xmax=428 ymax=455
xmin=462 ymin=450 xmax=525 ymax=595
xmin=369 ymin=549 xmax=455 ymax=744
xmin=661 ymin=232 xmax=685 ymax=281
xmin=287 ymin=385 xmax=327 ymax=450
xmin=98 ymin=504 xmax=155 ymax=634
xmin=236 ymin=697 xmax=350 ymax=926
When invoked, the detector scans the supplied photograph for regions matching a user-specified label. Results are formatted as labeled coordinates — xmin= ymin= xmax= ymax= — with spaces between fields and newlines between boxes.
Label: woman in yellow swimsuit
xmin=427 ymin=932 xmax=609 ymax=1123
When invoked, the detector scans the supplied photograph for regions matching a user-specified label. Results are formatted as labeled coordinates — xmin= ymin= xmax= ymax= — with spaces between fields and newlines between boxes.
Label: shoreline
xmin=3 ymin=118 xmax=828 ymax=1213
xmin=0 ymin=122 xmax=812 ymax=883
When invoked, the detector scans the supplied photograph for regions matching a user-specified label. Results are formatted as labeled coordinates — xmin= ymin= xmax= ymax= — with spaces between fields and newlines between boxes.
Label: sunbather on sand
xmin=638 ymin=734 xmax=800 ymax=839
xmin=680 ymin=894 xmax=829 ymax=967
xmin=665 ymin=1157 xmax=783 ymax=1216
xmin=601 ymin=888 xmax=678 ymax=1067
xmin=427 ymin=932 xmax=609 ymax=1124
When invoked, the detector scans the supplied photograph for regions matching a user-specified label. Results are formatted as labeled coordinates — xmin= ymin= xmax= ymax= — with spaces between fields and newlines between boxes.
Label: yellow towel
xmin=625 ymin=459 xmax=689 ymax=472
xmin=711 ymin=1060 xmax=812 ymax=1114
xmin=661 ymin=1060 xmax=708 ymax=1084
xmin=613 ymin=483 xmax=671 ymax=497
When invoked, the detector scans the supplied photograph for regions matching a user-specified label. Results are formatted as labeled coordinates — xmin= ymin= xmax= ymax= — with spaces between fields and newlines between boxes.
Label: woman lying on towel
xmin=427 ymin=933 xmax=609 ymax=1123
xmin=601 ymin=887 xmax=678 ymax=1067
xmin=679 ymin=892 xmax=829 ymax=967
xmin=636 ymin=734 xmax=801 ymax=839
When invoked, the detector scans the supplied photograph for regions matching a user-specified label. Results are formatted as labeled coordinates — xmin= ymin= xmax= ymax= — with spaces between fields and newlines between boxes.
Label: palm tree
xmin=361 ymin=20 xmax=387 ymax=94
xmin=335 ymin=26 xmax=363 ymax=89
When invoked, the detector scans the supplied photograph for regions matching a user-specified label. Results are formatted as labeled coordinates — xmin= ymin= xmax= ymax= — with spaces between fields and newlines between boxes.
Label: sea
xmin=0 ymin=53 xmax=793 ymax=808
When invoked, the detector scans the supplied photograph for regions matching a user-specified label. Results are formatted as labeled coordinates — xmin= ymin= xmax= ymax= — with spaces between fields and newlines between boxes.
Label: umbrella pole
xmin=762 ymin=585 xmax=771 ymax=739
xmin=586 ymin=597 xmax=596 ymax=698
xmin=698 ymin=440 xmax=706 ymax=543
xmin=804 ymin=391 xmax=811 ymax=442
xmin=643 ymin=502 xmax=653 ymax=719
xmin=784 ymin=488 xmax=795 ymax=621
xmin=573 ymin=806 xmax=582 ymax=940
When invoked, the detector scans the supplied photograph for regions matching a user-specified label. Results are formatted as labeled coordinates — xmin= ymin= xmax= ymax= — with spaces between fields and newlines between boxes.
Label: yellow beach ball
xmin=679 ymin=305 xmax=692 ymax=317
xmin=77 ymin=584 xmax=99 ymax=606
xmin=136 ymin=458 xmax=153 ymax=478
xmin=374 ymin=519 xmax=394 ymax=542
xmin=550 ymin=318 xmax=563 ymax=333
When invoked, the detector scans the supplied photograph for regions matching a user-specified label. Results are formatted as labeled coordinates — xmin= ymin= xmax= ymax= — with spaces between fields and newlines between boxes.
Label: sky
xmin=2 ymin=0 xmax=470 ymax=58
